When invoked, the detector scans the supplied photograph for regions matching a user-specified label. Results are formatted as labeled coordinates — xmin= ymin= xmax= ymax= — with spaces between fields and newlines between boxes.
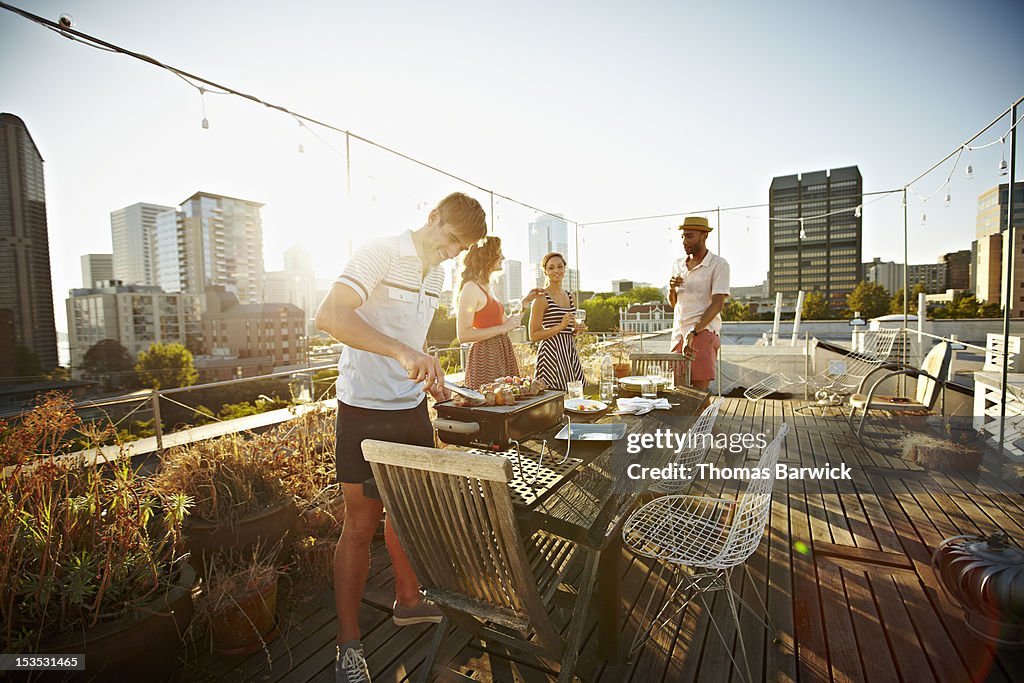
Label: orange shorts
xmin=672 ymin=330 xmax=720 ymax=382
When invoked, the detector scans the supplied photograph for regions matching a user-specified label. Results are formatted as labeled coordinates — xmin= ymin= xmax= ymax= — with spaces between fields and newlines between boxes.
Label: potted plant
xmin=265 ymin=405 xmax=343 ymax=586
xmin=197 ymin=547 xmax=281 ymax=658
xmin=150 ymin=429 xmax=298 ymax=577
xmin=609 ymin=328 xmax=634 ymax=378
xmin=0 ymin=394 xmax=195 ymax=680
xmin=900 ymin=419 xmax=986 ymax=472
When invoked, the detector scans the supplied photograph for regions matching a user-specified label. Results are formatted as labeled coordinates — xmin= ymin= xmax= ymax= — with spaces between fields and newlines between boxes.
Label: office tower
xmin=906 ymin=263 xmax=947 ymax=294
xmin=66 ymin=284 xmax=201 ymax=377
xmin=940 ymin=250 xmax=971 ymax=291
xmin=81 ymin=253 xmax=113 ymax=288
xmin=974 ymin=182 xmax=1024 ymax=314
xmin=528 ymin=214 xmax=570 ymax=288
xmin=863 ymin=258 xmax=904 ymax=295
xmin=110 ymin=202 xmax=174 ymax=285
xmin=769 ymin=166 xmax=863 ymax=310
xmin=0 ymin=113 xmax=58 ymax=372
xmin=153 ymin=191 xmax=265 ymax=304
xmin=494 ymin=259 xmax=523 ymax=305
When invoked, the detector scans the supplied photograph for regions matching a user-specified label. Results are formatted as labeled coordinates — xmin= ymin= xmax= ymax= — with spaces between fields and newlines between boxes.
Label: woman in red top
xmin=457 ymin=236 xmax=542 ymax=389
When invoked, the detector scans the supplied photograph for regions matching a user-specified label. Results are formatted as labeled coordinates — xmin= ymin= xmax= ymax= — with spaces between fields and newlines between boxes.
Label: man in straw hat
xmin=669 ymin=215 xmax=730 ymax=390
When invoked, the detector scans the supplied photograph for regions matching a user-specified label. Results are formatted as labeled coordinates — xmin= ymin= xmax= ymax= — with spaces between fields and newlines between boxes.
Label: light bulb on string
xmin=297 ymin=144 xmax=304 ymax=154
xmin=999 ymin=137 xmax=1009 ymax=176
xmin=944 ymin=191 xmax=951 ymax=208
xmin=854 ymin=205 xmax=862 ymax=218
xmin=199 ymin=86 xmax=209 ymax=130
xmin=920 ymin=210 xmax=927 ymax=226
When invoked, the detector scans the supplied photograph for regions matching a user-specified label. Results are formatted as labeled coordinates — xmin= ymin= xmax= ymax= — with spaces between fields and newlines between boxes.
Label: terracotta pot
xmin=184 ymin=497 xmax=298 ymax=576
xmin=45 ymin=563 xmax=196 ymax=682
xmin=210 ymin=574 xmax=279 ymax=657
xmin=613 ymin=363 xmax=631 ymax=378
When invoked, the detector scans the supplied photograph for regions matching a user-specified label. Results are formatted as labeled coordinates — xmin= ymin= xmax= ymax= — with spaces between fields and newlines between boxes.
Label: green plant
xmin=0 ymin=394 xmax=191 ymax=653
xmin=149 ymin=431 xmax=287 ymax=526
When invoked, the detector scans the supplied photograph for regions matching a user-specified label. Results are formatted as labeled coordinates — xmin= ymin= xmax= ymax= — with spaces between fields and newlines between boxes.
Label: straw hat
xmin=678 ymin=216 xmax=712 ymax=232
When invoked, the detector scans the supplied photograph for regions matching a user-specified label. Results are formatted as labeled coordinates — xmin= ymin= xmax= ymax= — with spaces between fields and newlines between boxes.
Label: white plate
xmin=563 ymin=398 xmax=608 ymax=414
xmin=618 ymin=375 xmax=666 ymax=388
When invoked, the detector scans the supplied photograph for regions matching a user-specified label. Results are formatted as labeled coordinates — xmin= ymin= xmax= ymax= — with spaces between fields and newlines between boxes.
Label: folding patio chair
xmin=362 ymin=440 xmax=596 ymax=683
xmin=848 ymin=341 xmax=953 ymax=442
xmin=744 ymin=328 xmax=901 ymax=408
xmin=621 ymin=424 xmax=790 ymax=682
xmin=630 ymin=352 xmax=690 ymax=387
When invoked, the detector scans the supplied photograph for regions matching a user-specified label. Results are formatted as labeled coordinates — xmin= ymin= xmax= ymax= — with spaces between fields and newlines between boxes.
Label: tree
xmin=722 ymin=299 xmax=753 ymax=321
xmin=847 ymin=282 xmax=890 ymax=320
xmin=581 ymin=294 xmax=632 ymax=332
xmin=625 ymin=286 xmax=665 ymax=304
xmin=135 ymin=342 xmax=198 ymax=390
xmin=889 ymin=284 xmax=927 ymax=315
xmin=428 ymin=304 xmax=457 ymax=347
xmin=801 ymin=292 xmax=832 ymax=320
xmin=82 ymin=339 xmax=137 ymax=390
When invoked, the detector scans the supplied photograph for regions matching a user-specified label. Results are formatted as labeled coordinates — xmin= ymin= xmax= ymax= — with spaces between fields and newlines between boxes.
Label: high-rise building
xmin=494 ymin=259 xmax=522 ymax=305
xmin=769 ymin=166 xmax=863 ymax=310
xmin=974 ymin=182 xmax=1024 ymax=314
xmin=80 ymin=253 xmax=113 ymax=288
xmin=66 ymin=283 xmax=201 ymax=378
xmin=907 ymin=263 xmax=947 ymax=294
xmin=863 ymin=258 xmax=903 ymax=295
xmin=528 ymin=214 xmax=569 ymax=288
xmin=203 ymin=286 xmax=306 ymax=368
xmin=264 ymin=244 xmax=318 ymax=334
xmin=0 ymin=113 xmax=58 ymax=372
xmin=110 ymin=202 xmax=174 ymax=286
xmin=153 ymin=192 xmax=265 ymax=304
xmin=940 ymin=250 xmax=971 ymax=291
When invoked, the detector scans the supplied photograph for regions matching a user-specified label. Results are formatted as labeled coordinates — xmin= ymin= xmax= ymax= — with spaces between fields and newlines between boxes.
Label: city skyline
xmin=1 ymin=0 xmax=1022 ymax=340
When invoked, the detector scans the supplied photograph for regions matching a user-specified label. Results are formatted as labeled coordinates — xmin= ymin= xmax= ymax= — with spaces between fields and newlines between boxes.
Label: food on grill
xmin=450 ymin=377 xmax=548 ymax=407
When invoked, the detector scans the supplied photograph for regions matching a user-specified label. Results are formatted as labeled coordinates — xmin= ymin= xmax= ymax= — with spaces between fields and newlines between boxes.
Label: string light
xmin=944 ymin=191 xmax=951 ymax=208
xmin=854 ymin=205 xmax=862 ymax=218
xmin=798 ymin=218 xmax=806 ymax=240
xmin=999 ymin=137 xmax=1009 ymax=176
xmin=964 ymin=146 xmax=974 ymax=179
xmin=199 ymin=86 xmax=209 ymax=129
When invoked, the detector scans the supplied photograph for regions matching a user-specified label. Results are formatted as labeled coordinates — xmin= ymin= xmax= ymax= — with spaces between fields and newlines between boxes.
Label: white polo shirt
xmin=334 ymin=230 xmax=445 ymax=410
xmin=670 ymin=250 xmax=730 ymax=349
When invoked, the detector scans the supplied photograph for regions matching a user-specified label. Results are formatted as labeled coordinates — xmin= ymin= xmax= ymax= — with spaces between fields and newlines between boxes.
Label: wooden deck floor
xmin=180 ymin=398 xmax=1024 ymax=682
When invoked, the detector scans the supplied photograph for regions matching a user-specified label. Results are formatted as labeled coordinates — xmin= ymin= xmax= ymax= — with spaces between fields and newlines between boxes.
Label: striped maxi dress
xmin=534 ymin=291 xmax=585 ymax=391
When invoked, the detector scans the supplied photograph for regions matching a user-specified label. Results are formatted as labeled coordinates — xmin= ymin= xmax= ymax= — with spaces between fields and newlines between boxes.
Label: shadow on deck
xmin=180 ymin=398 xmax=1024 ymax=682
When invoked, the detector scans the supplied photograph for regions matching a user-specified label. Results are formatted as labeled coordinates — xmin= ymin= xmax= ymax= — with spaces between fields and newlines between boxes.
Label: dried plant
xmin=150 ymin=431 xmax=287 ymax=526
xmin=262 ymin=406 xmax=338 ymax=515
xmin=0 ymin=394 xmax=191 ymax=653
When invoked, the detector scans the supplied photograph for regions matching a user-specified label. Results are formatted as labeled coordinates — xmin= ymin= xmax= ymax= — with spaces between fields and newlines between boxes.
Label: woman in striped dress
xmin=530 ymin=252 xmax=586 ymax=391
xmin=457 ymin=236 xmax=543 ymax=389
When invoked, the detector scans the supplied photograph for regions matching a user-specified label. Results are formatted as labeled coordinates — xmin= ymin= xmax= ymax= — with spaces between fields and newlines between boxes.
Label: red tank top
xmin=472 ymin=287 xmax=505 ymax=328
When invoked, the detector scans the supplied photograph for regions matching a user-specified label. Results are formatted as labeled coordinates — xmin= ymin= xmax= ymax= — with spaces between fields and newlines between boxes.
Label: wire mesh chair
xmin=743 ymin=329 xmax=901 ymax=408
xmin=622 ymin=423 xmax=790 ymax=681
xmin=649 ymin=398 xmax=724 ymax=494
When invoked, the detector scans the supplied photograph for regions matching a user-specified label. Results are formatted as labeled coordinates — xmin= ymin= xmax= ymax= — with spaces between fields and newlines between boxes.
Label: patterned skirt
xmin=465 ymin=334 xmax=520 ymax=389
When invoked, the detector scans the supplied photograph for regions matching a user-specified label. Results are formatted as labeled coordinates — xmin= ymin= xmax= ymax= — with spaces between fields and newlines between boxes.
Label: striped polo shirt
xmin=334 ymin=230 xmax=445 ymax=410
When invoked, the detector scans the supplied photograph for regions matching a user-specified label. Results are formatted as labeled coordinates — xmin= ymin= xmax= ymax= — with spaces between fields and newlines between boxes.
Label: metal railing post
xmin=804 ymin=331 xmax=810 ymax=400
xmin=151 ymin=389 xmax=164 ymax=453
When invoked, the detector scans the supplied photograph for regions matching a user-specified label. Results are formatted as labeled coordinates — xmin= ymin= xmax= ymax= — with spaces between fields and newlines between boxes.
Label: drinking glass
xmin=600 ymin=378 xmax=616 ymax=403
xmin=567 ymin=380 xmax=584 ymax=400
xmin=573 ymin=309 xmax=587 ymax=326
xmin=509 ymin=299 xmax=522 ymax=316
xmin=640 ymin=379 xmax=658 ymax=399
xmin=661 ymin=365 xmax=675 ymax=391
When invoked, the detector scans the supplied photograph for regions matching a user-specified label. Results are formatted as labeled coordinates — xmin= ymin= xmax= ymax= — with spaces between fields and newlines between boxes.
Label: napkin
xmin=614 ymin=397 xmax=672 ymax=415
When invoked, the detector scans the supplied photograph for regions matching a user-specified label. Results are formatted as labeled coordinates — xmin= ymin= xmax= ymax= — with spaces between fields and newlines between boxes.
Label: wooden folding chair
xmin=847 ymin=341 xmax=953 ymax=442
xmin=630 ymin=352 xmax=690 ymax=387
xmin=363 ymin=440 xmax=597 ymax=683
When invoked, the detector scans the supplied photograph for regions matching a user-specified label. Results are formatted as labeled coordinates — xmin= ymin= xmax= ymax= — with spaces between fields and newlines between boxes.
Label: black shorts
xmin=335 ymin=400 xmax=434 ymax=494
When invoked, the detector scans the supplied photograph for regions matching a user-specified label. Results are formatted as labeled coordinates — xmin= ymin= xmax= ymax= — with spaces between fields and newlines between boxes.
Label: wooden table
xmin=505 ymin=386 xmax=708 ymax=661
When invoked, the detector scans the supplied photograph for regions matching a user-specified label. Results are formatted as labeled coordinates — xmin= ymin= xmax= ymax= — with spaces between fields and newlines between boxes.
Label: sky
xmin=1 ymin=0 xmax=1023 ymax=341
